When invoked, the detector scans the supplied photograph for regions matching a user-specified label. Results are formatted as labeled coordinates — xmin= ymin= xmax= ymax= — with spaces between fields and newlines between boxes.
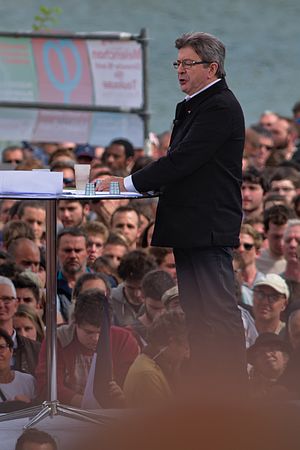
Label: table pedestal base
xmin=0 ymin=400 xmax=110 ymax=429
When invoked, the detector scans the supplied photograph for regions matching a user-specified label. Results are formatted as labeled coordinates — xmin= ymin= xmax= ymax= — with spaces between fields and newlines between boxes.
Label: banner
xmin=32 ymin=38 xmax=93 ymax=105
xmin=0 ymin=36 xmax=144 ymax=109
xmin=0 ymin=37 xmax=37 ymax=102
xmin=87 ymin=40 xmax=143 ymax=108
xmin=0 ymin=34 xmax=146 ymax=145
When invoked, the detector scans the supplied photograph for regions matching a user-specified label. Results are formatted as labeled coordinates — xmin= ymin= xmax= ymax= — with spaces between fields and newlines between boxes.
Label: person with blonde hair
xmin=13 ymin=304 xmax=45 ymax=342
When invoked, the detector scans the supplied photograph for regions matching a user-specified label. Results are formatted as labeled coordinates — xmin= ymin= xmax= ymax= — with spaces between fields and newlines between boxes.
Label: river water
xmin=0 ymin=0 xmax=300 ymax=134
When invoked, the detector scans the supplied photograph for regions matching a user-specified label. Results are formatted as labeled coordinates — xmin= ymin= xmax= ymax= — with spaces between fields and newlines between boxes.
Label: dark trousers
xmin=174 ymin=247 xmax=247 ymax=395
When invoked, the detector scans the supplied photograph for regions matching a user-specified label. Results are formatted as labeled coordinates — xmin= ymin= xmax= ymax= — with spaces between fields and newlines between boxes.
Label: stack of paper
xmin=0 ymin=171 xmax=63 ymax=195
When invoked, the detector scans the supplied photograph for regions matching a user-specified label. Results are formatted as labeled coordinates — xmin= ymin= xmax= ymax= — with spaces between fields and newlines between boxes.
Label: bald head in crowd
xmin=7 ymin=237 xmax=40 ymax=273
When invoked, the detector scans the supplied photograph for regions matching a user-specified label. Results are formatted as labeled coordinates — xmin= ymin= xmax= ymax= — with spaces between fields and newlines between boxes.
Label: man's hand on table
xmin=95 ymin=176 xmax=127 ymax=192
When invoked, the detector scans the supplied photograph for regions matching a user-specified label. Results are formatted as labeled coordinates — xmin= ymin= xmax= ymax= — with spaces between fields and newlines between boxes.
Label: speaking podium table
xmin=0 ymin=190 xmax=154 ymax=428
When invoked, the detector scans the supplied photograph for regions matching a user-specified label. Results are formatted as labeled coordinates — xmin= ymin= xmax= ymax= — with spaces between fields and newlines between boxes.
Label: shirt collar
xmin=185 ymin=78 xmax=222 ymax=101
xmin=12 ymin=329 xmax=17 ymax=348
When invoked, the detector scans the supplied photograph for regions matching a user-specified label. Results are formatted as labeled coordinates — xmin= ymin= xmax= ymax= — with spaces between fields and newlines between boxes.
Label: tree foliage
xmin=32 ymin=5 xmax=63 ymax=31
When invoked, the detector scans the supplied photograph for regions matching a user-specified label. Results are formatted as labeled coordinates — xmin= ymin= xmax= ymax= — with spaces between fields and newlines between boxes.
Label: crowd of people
xmin=0 ymin=102 xmax=300 ymax=412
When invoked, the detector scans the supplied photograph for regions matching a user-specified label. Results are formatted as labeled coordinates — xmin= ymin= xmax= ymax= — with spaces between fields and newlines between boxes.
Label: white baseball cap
xmin=254 ymin=274 xmax=289 ymax=299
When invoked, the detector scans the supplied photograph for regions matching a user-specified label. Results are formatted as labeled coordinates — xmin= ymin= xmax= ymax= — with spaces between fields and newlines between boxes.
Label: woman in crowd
xmin=13 ymin=304 xmax=45 ymax=342
xmin=0 ymin=328 xmax=36 ymax=403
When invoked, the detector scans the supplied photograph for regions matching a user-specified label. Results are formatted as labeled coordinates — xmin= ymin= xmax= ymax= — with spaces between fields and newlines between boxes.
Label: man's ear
xmin=83 ymin=203 xmax=90 ymax=217
xmin=281 ymin=298 xmax=288 ymax=312
xmin=126 ymin=156 xmax=134 ymax=170
xmin=208 ymin=62 xmax=219 ymax=78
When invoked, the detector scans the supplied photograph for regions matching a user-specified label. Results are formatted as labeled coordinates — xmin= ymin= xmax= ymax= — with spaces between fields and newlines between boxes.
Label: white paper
xmin=0 ymin=171 xmax=63 ymax=194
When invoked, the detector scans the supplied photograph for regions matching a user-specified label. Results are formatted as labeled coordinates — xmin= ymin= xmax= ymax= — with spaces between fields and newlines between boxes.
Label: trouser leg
xmin=174 ymin=247 xmax=247 ymax=393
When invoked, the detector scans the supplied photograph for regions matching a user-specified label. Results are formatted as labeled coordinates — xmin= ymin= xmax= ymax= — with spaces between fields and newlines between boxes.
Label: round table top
xmin=0 ymin=190 xmax=158 ymax=200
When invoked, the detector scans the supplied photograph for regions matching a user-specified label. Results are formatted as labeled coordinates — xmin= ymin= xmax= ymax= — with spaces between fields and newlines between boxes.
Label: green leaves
xmin=32 ymin=5 xmax=63 ymax=31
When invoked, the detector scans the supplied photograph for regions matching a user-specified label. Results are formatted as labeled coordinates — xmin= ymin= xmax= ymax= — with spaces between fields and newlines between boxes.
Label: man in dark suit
xmin=97 ymin=32 xmax=247 ymax=394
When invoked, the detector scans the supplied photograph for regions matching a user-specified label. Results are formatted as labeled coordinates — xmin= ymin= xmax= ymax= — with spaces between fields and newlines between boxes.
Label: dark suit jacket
xmin=132 ymin=78 xmax=245 ymax=248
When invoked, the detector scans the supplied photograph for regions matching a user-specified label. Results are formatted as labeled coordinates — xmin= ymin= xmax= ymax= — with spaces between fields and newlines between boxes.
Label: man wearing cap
xmin=247 ymin=332 xmax=291 ymax=398
xmin=253 ymin=274 xmax=289 ymax=335
xmin=75 ymin=144 xmax=95 ymax=164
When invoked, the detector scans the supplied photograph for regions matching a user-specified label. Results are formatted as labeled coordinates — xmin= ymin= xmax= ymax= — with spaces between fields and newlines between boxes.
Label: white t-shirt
xmin=0 ymin=370 xmax=36 ymax=402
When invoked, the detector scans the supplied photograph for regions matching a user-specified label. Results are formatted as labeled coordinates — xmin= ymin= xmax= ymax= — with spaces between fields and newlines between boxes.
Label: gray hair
xmin=175 ymin=32 xmax=226 ymax=78
xmin=284 ymin=219 xmax=300 ymax=240
xmin=0 ymin=275 xmax=16 ymax=297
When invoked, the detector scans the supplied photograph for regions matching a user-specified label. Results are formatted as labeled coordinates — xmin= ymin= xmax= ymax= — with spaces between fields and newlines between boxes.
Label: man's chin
xmin=65 ymin=265 xmax=81 ymax=275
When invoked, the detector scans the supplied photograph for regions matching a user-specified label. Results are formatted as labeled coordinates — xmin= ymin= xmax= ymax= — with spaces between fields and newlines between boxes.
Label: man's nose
xmin=177 ymin=61 xmax=186 ymax=72
xmin=30 ymin=263 xmax=40 ymax=273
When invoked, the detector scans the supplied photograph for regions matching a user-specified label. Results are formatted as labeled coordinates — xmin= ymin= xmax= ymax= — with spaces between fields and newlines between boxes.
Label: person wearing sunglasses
xmin=50 ymin=160 xmax=76 ymax=189
xmin=1 ymin=145 xmax=24 ymax=168
xmin=237 ymin=224 xmax=265 ymax=307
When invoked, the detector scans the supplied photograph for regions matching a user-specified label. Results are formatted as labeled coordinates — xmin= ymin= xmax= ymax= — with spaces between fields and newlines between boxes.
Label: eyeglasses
xmin=0 ymin=296 xmax=16 ymax=305
xmin=240 ymin=243 xmax=255 ymax=251
xmin=172 ymin=59 xmax=210 ymax=70
xmin=0 ymin=343 xmax=10 ymax=351
xmin=253 ymin=289 xmax=284 ymax=303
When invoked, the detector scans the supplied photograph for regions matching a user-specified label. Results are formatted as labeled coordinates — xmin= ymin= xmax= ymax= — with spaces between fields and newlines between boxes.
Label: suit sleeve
xmin=132 ymin=101 xmax=233 ymax=193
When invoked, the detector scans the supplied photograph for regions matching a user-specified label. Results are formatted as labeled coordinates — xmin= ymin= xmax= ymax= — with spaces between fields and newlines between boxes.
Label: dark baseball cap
xmin=247 ymin=332 xmax=291 ymax=365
